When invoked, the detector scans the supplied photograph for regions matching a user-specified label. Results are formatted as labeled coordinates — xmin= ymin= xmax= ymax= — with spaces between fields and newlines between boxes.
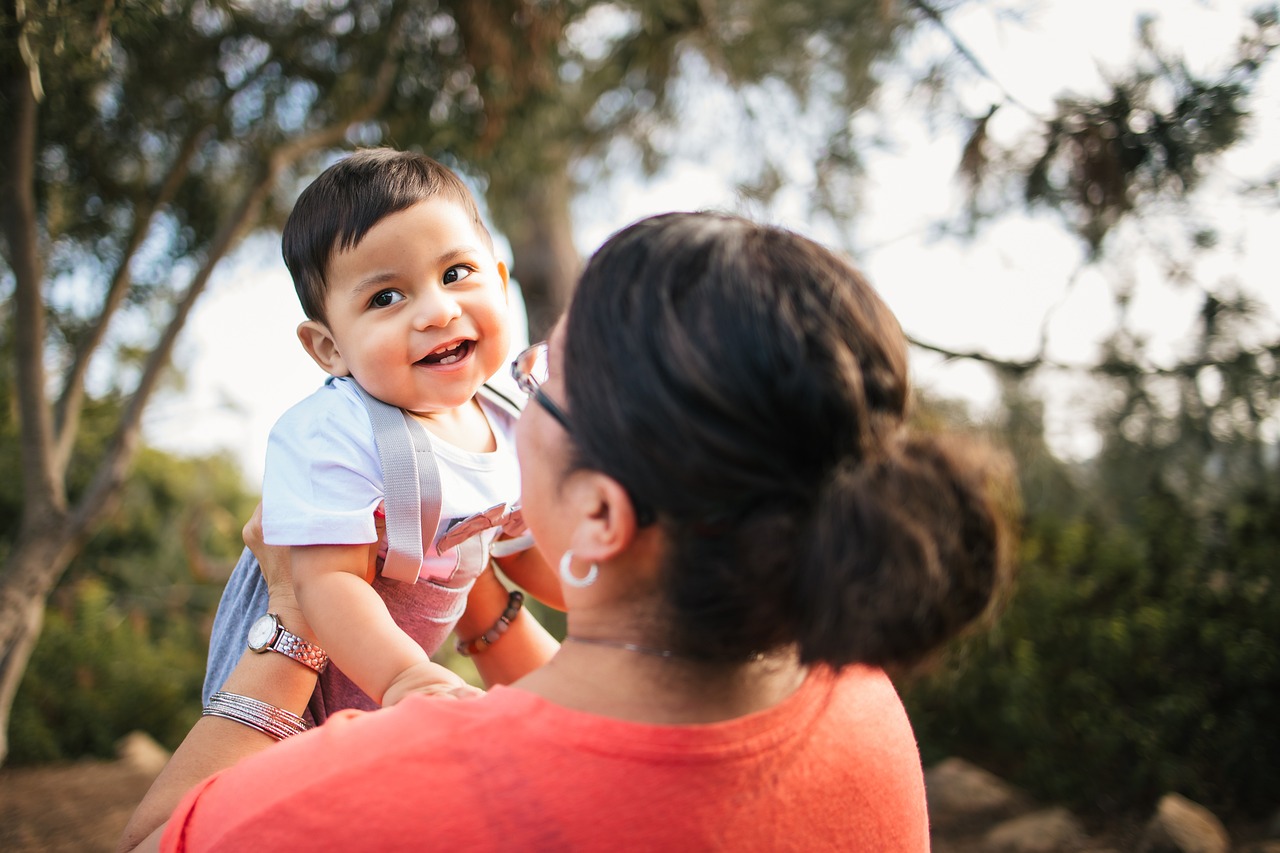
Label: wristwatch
xmin=247 ymin=613 xmax=329 ymax=673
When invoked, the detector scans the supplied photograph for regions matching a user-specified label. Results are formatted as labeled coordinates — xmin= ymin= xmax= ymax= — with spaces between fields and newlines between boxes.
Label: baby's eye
xmin=371 ymin=290 xmax=405 ymax=308
xmin=443 ymin=265 xmax=474 ymax=285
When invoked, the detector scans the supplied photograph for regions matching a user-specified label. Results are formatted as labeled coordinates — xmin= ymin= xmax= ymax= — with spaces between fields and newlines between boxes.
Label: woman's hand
xmin=242 ymin=502 xmax=310 ymax=640
xmin=455 ymin=564 xmax=560 ymax=688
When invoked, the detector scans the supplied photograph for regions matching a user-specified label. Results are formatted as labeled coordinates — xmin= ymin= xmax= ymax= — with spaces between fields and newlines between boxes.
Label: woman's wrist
xmin=455 ymin=564 xmax=510 ymax=638
xmin=263 ymin=595 xmax=315 ymax=645
xmin=456 ymin=591 xmax=524 ymax=657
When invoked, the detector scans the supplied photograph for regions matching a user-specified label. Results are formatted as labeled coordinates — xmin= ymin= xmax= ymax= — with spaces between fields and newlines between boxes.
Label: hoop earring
xmin=559 ymin=550 xmax=599 ymax=588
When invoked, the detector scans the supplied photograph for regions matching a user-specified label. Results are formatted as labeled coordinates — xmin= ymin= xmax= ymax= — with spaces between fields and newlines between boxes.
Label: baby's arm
xmin=493 ymin=545 xmax=565 ymax=610
xmin=292 ymin=544 xmax=480 ymax=704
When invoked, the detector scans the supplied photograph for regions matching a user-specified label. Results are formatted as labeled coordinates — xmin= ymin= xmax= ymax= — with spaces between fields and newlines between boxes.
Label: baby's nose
xmin=414 ymin=290 xmax=463 ymax=328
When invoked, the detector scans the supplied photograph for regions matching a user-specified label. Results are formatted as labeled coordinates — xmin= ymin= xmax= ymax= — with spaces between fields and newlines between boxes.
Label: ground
xmin=0 ymin=759 xmax=159 ymax=852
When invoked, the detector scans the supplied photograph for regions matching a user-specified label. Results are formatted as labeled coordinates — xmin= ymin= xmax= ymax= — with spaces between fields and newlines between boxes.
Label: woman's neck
xmin=513 ymin=642 xmax=808 ymax=725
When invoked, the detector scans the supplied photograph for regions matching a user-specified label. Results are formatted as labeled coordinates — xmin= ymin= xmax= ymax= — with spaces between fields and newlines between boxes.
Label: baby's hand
xmin=434 ymin=682 xmax=487 ymax=701
xmin=381 ymin=660 xmax=484 ymax=706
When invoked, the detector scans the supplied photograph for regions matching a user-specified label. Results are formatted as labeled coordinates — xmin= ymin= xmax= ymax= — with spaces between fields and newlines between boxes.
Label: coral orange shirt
xmin=164 ymin=665 xmax=929 ymax=851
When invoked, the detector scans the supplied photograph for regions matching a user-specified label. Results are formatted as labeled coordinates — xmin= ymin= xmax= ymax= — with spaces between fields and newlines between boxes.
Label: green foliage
xmin=903 ymin=459 xmax=1280 ymax=819
xmin=6 ymin=445 xmax=257 ymax=764
xmin=916 ymin=11 xmax=1280 ymax=810
xmin=8 ymin=578 xmax=208 ymax=764
xmin=959 ymin=7 xmax=1277 ymax=257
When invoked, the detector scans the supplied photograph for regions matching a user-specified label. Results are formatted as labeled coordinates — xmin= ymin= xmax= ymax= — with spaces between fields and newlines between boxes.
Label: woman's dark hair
xmin=564 ymin=212 xmax=1015 ymax=669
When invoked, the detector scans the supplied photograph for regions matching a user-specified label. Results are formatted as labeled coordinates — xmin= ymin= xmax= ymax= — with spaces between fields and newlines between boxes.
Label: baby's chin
xmin=399 ymin=384 xmax=493 ymax=418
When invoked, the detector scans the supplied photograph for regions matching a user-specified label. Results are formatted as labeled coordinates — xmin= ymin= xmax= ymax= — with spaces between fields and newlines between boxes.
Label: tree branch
xmin=908 ymin=336 xmax=1048 ymax=376
xmin=65 ymin=3 xmax=412 ymax=542
xmin=908 ymin=335 xmax=1280 ymax=381
xmin=1 ymin=50 xmax=64 ymax=522
xmin=67 ymin=161 xmax=278 ymax=539
xmin=905 ymin=0 xmax=1041 ymax=118
xmin=52 ymin=124 xmax=210 ymax=471
xmin=271 ymin=0 xmax=408 ymax=165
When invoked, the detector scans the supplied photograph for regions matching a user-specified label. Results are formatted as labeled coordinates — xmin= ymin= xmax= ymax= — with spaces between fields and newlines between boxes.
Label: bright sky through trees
xmin=142 ymin=0 xmax=1279 ymax=483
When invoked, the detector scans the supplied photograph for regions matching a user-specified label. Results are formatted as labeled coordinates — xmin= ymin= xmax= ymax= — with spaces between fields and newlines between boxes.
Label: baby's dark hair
xmin=281 ymin=148 xmax=494 ymax=322
xmin=563 ymin=212 xmax=1016 ymax=670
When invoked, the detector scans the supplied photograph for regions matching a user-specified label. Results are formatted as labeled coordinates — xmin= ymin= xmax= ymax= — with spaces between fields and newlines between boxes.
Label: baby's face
xmin=318 ymin=198 xmax=510 ymax=417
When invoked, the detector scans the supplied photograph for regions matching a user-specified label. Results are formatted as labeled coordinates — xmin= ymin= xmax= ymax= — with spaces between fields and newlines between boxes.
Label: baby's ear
xmin=297 ymin=320 xmax=348 ymax=376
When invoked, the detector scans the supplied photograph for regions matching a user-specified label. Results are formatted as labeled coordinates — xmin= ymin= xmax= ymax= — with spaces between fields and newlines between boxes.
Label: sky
xmin=141 ymin=0 xmax=1280 ymax=487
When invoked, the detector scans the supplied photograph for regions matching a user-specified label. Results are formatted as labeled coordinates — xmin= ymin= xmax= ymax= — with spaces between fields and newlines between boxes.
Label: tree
xmin=9 ymin=440 xmax=257 ymax=765
xmin=931 ymin=5 xmax=1279 ymax=458
xmin=0 ymin=0 xmax=420 ymax=763
xmin=1 ymin=0 xmax=948 ymax=762
xmin=387 ymin=0 xmax=920 ymax=334
xmin=893 ymin=5 xmax=1280 ymax=817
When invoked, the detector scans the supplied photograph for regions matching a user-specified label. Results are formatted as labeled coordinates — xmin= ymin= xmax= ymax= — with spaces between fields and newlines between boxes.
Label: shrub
xmin=902 ymin=481 xmax=1280 ymax=818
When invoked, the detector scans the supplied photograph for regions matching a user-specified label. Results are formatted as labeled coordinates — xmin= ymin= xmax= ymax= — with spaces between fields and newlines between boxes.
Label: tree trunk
xmin=0 ymin=5 xmax=420 ymax=767
xmin=488 ymin=168 xmax=581 ymax=341
xmin=0 ymin=525 xmax=81 ymax=764
xmin=0 ymin=4 xmax=70 ymax=768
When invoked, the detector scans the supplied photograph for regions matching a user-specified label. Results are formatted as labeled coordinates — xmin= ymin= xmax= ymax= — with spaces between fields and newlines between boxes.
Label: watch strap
xmin=274 ymin=627 xmax=329 ymax=673
xmin=260 ymin=615 xmax=329 ymax=673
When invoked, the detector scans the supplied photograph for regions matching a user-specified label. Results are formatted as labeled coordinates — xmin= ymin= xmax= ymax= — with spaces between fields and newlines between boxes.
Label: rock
xmin=982 ymin=807 xmax=1091 ymax=853
xmin=1137 ymin=793 xmax=1230 ymax=853
xmin=926 ymin=757 xmax=1033 ymax=834
xmin=115 ymin=731 xmax=170 ymax=776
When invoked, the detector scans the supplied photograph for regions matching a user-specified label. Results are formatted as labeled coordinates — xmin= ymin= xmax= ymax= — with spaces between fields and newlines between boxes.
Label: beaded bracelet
xmin=455 ymin=590 xmax=524 ymax=657
xmin=203 ymin=691 xmax=311 ymax=740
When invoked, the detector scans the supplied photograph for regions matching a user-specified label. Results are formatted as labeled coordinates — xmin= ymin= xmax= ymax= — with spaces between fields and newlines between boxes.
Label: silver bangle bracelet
xmin=202 ymin=691 xmax=311 ymax=740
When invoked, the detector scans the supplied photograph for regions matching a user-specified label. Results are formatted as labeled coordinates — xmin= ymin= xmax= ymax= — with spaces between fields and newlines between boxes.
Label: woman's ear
xmin=297 ymin=320 xmax=348 ymax=377
xmin=568 ymin=473 xmax=642 ymax=566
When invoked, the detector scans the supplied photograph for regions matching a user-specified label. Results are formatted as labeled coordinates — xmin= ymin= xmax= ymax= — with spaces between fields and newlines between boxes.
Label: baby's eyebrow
xmin=346 ymin=246 xmax=484 ymax=299
xmin=350 ymin=271 xmax=399 ymax=298
xmin=434 ymin=246 xmax=483 ymax=266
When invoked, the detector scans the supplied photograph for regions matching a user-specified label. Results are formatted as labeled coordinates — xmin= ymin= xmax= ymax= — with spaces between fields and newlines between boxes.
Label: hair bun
xmin=793 ymin=433 xmax=1016 ymax=669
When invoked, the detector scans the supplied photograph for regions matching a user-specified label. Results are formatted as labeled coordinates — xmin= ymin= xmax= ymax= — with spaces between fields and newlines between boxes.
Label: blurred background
xmin=1 ymin=0 xmax=1277 ymax=842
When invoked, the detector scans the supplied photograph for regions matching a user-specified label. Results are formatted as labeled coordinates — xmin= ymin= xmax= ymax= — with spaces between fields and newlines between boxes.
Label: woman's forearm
xmin=456 ymin=565 xmax=559 ymax=687
xmin=117 ymin=587 xmax=320 ymax=852
xmin=116 ymin=645 xmax=320 ymax=852
xmin=493 ymin=546 xmax=565 ymax=610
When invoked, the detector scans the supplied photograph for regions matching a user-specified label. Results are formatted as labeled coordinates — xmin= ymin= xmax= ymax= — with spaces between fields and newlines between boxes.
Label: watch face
xmin=247 ymin=615 xmax=277 ymax=650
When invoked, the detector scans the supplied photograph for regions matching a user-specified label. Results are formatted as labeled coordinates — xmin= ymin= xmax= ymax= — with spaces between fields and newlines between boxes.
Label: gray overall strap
xmin=350 ymin=382 xmax=444 ymax=584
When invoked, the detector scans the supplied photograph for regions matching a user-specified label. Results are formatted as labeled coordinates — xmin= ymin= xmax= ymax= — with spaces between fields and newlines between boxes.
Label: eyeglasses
xmin=511 ymin=341 xmax=658 ymax=527
xmin=511 ymin=342 xmax=573 ymax=434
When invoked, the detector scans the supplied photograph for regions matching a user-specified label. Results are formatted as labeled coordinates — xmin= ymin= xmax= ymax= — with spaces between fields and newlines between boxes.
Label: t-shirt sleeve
xmin=261 ymin=381 xmax=383 ymax=547
xmin=160 ymin=775 xmax=219 ymax=852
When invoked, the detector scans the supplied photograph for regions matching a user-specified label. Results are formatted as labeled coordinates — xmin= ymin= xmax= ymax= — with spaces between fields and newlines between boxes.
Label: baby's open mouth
xmin=418 ymin=340 xmax=474 ymax=366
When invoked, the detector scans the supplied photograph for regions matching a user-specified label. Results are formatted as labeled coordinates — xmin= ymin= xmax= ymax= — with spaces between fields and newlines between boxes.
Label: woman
xmin=120 ymin=211 xmax=1014 ymax=851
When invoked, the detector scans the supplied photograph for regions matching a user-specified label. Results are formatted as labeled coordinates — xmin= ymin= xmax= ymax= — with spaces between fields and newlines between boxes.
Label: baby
xmin=204 ymin=148 xmax=559 ymax=721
